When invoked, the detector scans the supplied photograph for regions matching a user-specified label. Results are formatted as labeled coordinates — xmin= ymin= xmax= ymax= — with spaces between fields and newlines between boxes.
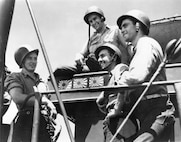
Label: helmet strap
xmin=136 ymin=22 xmax=140 ymax=32
xmin=100 ymin=16 xmax=104 ymax=22
xmin=88 ymin=24 xmax=91 ymax=41
xmin=86 ymin=24 xmax=91 ymax=50
xmin=102 ymin=53 xmax=117 ymax=71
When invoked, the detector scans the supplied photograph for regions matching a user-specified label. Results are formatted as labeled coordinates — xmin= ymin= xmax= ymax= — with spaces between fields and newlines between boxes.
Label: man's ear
xmin=101 ymin=16 xmax=105 ymax=22
xmin=136 ymin=22 xmax=140 ymax=32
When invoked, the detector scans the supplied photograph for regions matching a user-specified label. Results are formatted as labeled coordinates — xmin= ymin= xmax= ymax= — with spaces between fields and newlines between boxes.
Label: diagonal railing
xmin=25 ymin=0 xmax=75 ymax=141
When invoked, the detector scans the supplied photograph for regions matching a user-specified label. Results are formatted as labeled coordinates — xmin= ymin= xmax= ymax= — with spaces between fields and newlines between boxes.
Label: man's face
xmin=120 ymin=19 xmax=137 ymax=42
xmin=23 ymin=52 xmax=38 ymax=72
xmin=98 ymin=49 xmax=113 ymax=69
xmin=88 ymin=14 xmax=104 ymax=31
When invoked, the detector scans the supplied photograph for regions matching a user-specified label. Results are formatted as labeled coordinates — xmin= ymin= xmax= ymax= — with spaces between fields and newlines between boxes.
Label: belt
xmin=142 ymin=94 xmax=168 ymax=101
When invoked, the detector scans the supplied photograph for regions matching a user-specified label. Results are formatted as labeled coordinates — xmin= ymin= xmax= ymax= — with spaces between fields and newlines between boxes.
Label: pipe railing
xmin=44 ymin=62 xmax=181 ymax=96
xmin=166 ymin=62 xmax=181 ymax=68
xmin=25 ymin=0 xmax=74 ymax=141
xmin=42 ymin=79 xmax=181 ymax=95
xmin=151 ymin=15 xmax=181 ymax=24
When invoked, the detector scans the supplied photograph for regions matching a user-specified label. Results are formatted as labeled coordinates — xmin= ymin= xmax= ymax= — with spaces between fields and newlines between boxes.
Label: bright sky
xmin=6 ymin=0 xmax=181 ymax=81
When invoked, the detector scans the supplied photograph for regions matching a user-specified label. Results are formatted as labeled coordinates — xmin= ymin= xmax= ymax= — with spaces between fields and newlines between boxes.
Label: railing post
xmin=31 ymin=87 xmax=41 ymax=142
xmin=0 ymin=0 xmax=15 ymax=141
xmin=174 ymin=82 xmax=181 ymax=127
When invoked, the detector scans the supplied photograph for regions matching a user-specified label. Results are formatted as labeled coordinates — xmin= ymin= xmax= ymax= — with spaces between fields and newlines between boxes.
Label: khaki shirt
xmin=4 ymin=69 xmax=41 ymax=109
xmin=119 ymin=36 xmax=167 ymax=97
xmin=80 ymin=25 xmax=129 ymax=64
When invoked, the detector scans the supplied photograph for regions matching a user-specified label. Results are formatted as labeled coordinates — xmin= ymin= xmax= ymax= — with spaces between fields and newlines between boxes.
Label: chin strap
xmin=102 ymin=53 xmax=117 ymax=71
xmin=88 ymin=24 xmax=91 ymax=42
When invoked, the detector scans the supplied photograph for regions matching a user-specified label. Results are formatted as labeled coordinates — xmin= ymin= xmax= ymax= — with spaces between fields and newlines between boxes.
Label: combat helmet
xmin=14 ymin=44 xmax=39 ymax=68
xmin=95 ymin=43 xmax=122 ymax=63
xmin=117 ymin=9 xmax=150 ymax=35
xmin=84 ymin=6 xmax=105 ymax=24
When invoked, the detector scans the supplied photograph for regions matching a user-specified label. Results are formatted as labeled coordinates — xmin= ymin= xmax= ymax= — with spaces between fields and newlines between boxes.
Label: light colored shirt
xmin=119 ymin=36 xmax=167 ymax=95
xmin=100 ymin=63 xmax=129 ymax=108
xmin=108 ymin=63 xmax=129 ymax=86
xmin=80 ymin=25 xmax=128 ymax=64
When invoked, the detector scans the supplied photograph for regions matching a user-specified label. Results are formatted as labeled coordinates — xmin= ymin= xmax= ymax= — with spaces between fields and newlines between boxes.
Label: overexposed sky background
xmin=6 ymin=0 xmax=181 ymax=81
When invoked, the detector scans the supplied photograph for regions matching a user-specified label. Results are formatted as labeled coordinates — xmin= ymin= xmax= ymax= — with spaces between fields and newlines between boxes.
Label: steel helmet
xmin=95 ymin=43 xmax=122 ymax=63
xmin=14 ymin=44 xmax=39 ymax=68
xmin=117 ymin=10 xmax=150 ymax=34
xmin=84 ymin=6 xmax=105 ymax=24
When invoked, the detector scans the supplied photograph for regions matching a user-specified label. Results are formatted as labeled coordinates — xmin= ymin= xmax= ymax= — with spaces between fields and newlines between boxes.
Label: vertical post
xmin=174 ymin=82 xmax=181 ymax=127
xmin=0 ymin=0 xmax=15 ymax=140
xmin=31 ymin=87 xmax=41 ymax=142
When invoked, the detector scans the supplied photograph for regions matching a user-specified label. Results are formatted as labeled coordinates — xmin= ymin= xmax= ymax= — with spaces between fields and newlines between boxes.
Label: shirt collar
xmin=21 ymin=68 xmax=40 ymax=82
xmin=94 ymin=25 xmax=110 ymax=34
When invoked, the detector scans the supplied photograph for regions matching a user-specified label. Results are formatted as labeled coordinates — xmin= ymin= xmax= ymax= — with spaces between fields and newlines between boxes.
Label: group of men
xmin=3 ymin=5 xmax=175 ymax=142
xmin=75 ymin=6 xmax=175 ymax=142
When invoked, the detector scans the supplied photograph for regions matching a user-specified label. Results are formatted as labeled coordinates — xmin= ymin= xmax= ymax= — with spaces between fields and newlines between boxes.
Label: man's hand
xmin=75 ymin=53 xmax=84 ymax=65
xmin=96 ymin=91 xmax=108 ymax=114
xmin=96 ymin=91 xmax=108 ymax=106
xmin=41 ymin=96 xmax=57 ymax=118
xmin=114 ymin=64 xmax=129 ymax=83
xmin=86 ymin=54 xmax=101 ymax=71
xmin=106 ymin=98 xmax=124 ymax=119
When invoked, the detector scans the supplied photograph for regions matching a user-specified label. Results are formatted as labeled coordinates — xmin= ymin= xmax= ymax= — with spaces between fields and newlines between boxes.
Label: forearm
xmin=12 ymin=94 xmax=36 ymax=108
xmin=96 ymin=91 xmax=108 ymax=114
xmin=119 ymin=70 xmax=147 ymax=85
xmin=80 ymin=41 xmax=89 ymax=57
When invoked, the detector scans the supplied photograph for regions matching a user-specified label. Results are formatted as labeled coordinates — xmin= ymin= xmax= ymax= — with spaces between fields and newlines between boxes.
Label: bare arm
xmin=75 ymin=41 xmax=89 ymax=65
xmin=117 ymin=28 xmax=129 ymax=65
xmin=9 ymin=87 xmax=35 ymax=108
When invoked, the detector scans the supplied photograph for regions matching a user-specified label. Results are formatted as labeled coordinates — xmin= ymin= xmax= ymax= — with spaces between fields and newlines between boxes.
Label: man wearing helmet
xmin=54 ymin=6 xmax=128 ymax=84
xmin=75 ymin=6 xmax=128 ymax=71
xmin=95 ymin=43 xmax=137 ymax=142
xmin=116 ymin=10 xmax=175 ymax=142
xmin=4 ymin=45 xmax=61 ymax=142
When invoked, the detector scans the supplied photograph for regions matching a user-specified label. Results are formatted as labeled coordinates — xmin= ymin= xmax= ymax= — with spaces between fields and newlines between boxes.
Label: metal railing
xmin=151 ymin=15 xmax=181 ymax=24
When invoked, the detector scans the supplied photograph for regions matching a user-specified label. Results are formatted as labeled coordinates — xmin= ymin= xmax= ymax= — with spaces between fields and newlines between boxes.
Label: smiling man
xmin=4 ymin=45 xmax=61 ymax=142
xmin=95 ymin=43 xmax=137 ymax=142
xmin=116 ymin=10 xmax=175 ymax=142
xmin=54 ymin=6 xmax=129 ymax=81
xmin=75 ymin=6 xmax=128 ymax=71
xmin=54 ymin=6 xmax=129 ymax=82
xmin=95 ymin=43 xmax=122 ymax=71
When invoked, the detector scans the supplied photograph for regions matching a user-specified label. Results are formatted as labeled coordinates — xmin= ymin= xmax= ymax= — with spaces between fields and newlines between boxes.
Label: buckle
xmin=142 ymin=94 xmax=168 ymax=101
